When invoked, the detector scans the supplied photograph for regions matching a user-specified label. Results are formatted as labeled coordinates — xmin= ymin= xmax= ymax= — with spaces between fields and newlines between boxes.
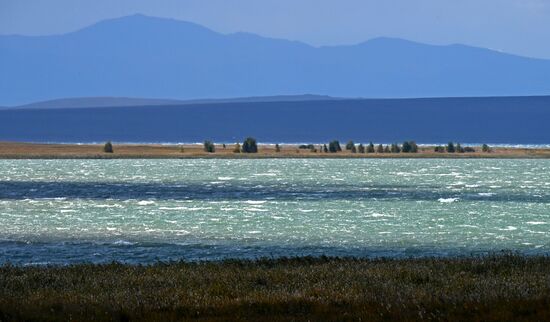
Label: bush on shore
xmin=103 ymin=141 xmax=113 ymax=153
xmin=233 ymin=143 xmax=241 ymax=153
xmin=328 ymin=140 xmax=341 ymax=153
xmin=242 ymin=137 xmax=258 ymax=153
xmin=367 ymin=142 xmax=375 ymax=153
xmin=203 ymin=140 xmax=215 ymax=153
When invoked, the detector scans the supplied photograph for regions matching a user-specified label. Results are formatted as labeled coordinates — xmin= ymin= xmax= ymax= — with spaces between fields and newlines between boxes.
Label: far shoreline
xmin=2 ymin=141 xmax=550 ymax=159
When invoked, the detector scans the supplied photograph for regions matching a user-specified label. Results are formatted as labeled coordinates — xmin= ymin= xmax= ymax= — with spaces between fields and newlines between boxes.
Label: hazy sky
xmin=1 ymin=0 xmax=550 ymax=59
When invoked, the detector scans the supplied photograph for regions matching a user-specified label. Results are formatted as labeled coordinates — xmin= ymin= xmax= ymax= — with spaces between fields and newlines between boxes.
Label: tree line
xmin=102 ymin=139 xmax=491 ymax=154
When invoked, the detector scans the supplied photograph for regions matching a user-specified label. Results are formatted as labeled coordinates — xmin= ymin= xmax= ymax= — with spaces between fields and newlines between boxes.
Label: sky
xmin=1 ymin=0 xmax=550 ymax=59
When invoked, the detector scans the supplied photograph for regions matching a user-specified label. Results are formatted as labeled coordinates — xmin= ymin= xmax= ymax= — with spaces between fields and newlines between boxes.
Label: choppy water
xmin=1 ymin=159 xmax=550 ymax=265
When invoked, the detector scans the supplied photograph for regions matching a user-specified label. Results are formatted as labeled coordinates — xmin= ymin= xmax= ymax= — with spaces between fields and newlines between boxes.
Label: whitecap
xmin=137 ymin=200 xmax=155 ymax=206
xmin=369 ymin=213 xmax=393 ymax=218
xmin=244 ymin=207 xmax=268 ymax=212
xmin=217 ymin=177 xmax=234 ymax=180
xmin=438 ymin=198 xmax=459 ymax=203
xmin=112 ymin=240 xmax=136 ymax=246
xmin=478 ymin=193 xmax=495 ymax=197
xmin=526 ymin=221 xmax=547 ymax=225
xmin=244 ymin=200 xmax=267 ymax=205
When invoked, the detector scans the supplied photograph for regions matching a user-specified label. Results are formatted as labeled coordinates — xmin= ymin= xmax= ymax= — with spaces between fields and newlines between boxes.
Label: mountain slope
xmin=1 ymin=14 xmax=550 ymax=105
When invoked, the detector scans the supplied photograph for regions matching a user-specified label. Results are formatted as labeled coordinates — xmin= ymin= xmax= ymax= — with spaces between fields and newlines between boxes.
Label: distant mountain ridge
xmin=1 ymin=14 xmax=550 ymax=106
xmin=5 ymin=94 xmax=338 ymax=109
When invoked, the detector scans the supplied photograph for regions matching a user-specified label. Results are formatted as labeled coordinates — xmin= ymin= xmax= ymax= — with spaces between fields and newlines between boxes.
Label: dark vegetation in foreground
xmin=1 ymin=254 xmax=550 ymax=321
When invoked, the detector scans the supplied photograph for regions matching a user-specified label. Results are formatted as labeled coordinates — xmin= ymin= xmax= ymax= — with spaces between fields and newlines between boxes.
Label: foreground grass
xmin=1 ymin=254 xmax=550 ymax=321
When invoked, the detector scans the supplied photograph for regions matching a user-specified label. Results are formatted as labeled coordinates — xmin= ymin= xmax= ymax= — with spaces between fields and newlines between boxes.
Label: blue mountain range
xmin=2 ymin=14 xmax=550 ymax=106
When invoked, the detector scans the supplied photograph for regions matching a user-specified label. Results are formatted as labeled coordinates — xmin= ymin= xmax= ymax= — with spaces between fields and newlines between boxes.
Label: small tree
xmin=222 ymin=144 xmax=226 ymax=149
xmin=345 ymin=140 xmax=355 ymax=150
xmin=482 ymin=144 xmax=491 ymax=153
xmin=323 ymin=144 xmax=328 ymax=153
xmin=367 ymin=142 xmax=375 ymax=153
xmin=390 ymin=143 xmax=401 ymax=153
xmin=203 ymin=140 xmax=215 ymax=153
xmin=233 ymin=143 xmax=241 ymax=153
xmin=377 ymin=144 xmax=384 ymax=153
xmin=242 ymin=137 xmax=258 ymax=153
xmin=358 ymin=143 xmax=365 ymax=153
xmin=103 ymin=141 xmax=113 ymax=153
xmin=384 ymin=145 xmax=390 ymax=153
xmin=456 ymin=143 xmax=464 ymax=153
xmin=328 ymin=140 xmax=341 ymax=153
xmin=434 ymin=146 xmax=445 ymax=153
xmin=446 ymin=142 xmax=455 ymax=153
xmin=350 ymin=145 xmax=357 ymax=153
xmin=275 ymin=144 xmax=281 ymax=152
xmin=402 ymin=141 xmax=418 ymax=153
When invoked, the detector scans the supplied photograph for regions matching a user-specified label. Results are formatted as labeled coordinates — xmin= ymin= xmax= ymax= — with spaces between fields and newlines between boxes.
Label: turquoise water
xmin=1 ymin=159 xmax=550 ymax=264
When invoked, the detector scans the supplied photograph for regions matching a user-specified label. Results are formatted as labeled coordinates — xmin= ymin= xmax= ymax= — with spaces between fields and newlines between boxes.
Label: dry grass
xmin=1 ymin=141 xmax=550 ymax=159
xmin=2 ymin=254 xmax=550 ymax=321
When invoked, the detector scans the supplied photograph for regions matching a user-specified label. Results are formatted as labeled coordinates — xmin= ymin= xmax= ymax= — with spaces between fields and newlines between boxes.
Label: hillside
xmin=1 ymin=14 xmax=550 ymax=106
xmin=6 ymin=94 xmax=337 ymax=109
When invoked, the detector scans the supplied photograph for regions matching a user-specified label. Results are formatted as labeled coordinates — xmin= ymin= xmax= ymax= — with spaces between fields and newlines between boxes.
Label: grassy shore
xmin=1 ymin=254 xmax=550 ymax=321
xmin=1 ymin=141 xmax=550 ymax=159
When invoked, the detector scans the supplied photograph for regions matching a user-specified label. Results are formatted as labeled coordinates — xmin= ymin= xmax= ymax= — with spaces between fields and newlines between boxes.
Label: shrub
xmin=242 ymin=137 xmax=258 ymax=153
xmin=345 ymin=140 xmax=355 ymax=150
xmin=233 ymin=143 xmax=241 ymax=153
xmin=323 ymin=144 xmax=328 ymax=153
xmin=410 ymin=141 xmax=418 ymax=153
xmin=434 ymin=146 xmax=445 ymax=153
xmin=203 ymin=140 xmax=215 ymax=153
xmin=350 ymin=145 xmax=357 ymax=153
xmin=402 ymin=141 xmax=418 ymax=153
xmin=328 ymin=140 xmax=341 ymax=153
xmin=377 ymin=144 xmax=384 ymax=153
xmin=103 ymin=141 xmax=113 ymax=153
xmin=357 ymin=143 xmax=365 ymax=153
xmin=456 ymin=143 xmax=464 ymax=153
xmin=275 ymin=144 xmax=281 ymax=152
xmin=367 ymin=142 xmax=375 ymax=153
xmin=482 ymin=144 xmax=491 ymax=152
xmin=390 ymin=143 xmax=401 ymax=153
xmin=299 ymin=144 xmax=315 ymax=149
xmin=446 ymin=142 xmax=456 ymax=153
xmin=384 ymin=145 xmax=390 ymax=153
xmin=463 ymin=147 xmax=476 ymax=153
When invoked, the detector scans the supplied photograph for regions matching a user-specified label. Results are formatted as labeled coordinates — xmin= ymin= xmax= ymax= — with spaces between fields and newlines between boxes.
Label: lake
xmin=1 ymin=159 xmax=549 ymax=265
